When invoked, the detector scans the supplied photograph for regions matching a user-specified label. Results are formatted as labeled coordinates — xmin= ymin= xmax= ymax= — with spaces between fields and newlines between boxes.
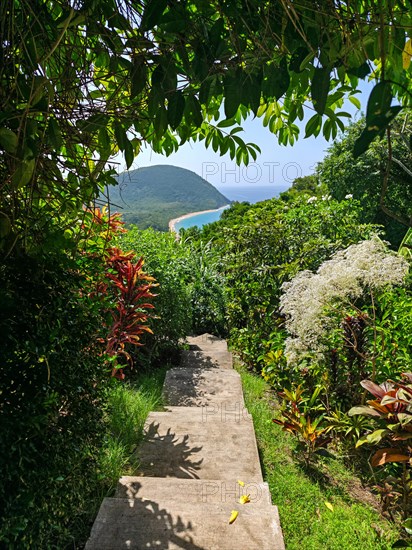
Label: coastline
xmin=168 ymin=205 xmax=230 ymax=233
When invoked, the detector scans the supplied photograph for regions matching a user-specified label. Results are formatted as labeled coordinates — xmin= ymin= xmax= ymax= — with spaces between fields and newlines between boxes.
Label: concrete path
xmin=86 ymin=333 xmax=285 ymax=549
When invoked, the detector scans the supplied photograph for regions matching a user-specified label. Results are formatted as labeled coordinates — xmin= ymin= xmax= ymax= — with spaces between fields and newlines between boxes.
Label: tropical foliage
xmin=2 ymin=0 xmax=412 ymax=258
xmin=2 ymin=0 xmax=412 ymax=546
xmin=318 ymin=114 xmax=412 ymax=247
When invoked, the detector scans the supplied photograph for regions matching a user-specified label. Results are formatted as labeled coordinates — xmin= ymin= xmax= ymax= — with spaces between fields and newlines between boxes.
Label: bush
xmin=119 ymin=227 xmax=192 ymax=362
xmin=194 ymin=195 xmax=379 ymax=372
xmin=0 ymin=252 xmax=108 ymax=548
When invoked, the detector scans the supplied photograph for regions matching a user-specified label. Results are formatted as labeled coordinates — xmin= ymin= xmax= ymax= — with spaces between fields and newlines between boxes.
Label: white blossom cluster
xmin=280 ymin=238 xmax=409 ymax=365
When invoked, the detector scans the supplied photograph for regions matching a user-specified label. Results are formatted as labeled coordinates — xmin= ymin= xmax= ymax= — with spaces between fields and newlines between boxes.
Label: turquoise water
xmin=173 ymin=185 xmax=288 ymax=231
xmin=174 ymin=205 xmax=230 ymax=231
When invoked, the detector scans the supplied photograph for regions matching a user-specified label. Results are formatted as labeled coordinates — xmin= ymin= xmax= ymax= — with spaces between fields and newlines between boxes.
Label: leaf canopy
xmin=1 ymin=0 xmax=412 ymax=254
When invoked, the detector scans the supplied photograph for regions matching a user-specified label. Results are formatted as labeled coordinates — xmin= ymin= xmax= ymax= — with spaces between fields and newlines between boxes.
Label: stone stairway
xmin=85 ymin=334 xmax=285 ymax=549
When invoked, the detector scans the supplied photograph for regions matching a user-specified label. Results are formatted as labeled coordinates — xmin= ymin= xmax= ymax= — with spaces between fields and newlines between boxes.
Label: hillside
xmin=105 ymin=165 xmax=230 ymax=230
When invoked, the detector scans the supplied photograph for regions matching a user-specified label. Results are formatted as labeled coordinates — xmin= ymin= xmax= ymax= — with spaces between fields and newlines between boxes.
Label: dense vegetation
xmin=318 ymin=115 xmax=412 ymax=247
xmin=181 ymin=190 xmax=412 ymax=543
xmin=108 ymin=165 xmax=229 ymax=230
xmin=2 ymin=0 xmax=412 ymax=547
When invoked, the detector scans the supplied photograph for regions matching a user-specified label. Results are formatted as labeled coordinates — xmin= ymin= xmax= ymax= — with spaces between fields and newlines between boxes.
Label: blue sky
xmin=118 ymin=79 xmax=374 ymax=191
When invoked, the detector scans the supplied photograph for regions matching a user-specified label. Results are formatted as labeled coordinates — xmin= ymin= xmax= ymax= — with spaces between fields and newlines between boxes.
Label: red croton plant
xmin=85 ymin=207 xmax=156 ymax=379
xmin=349 ymin=375 xmax=412 ymax=467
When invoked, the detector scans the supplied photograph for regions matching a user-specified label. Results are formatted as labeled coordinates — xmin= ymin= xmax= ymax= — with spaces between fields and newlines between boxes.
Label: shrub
xmin=119 ymin=227 xmax=192 ymax=361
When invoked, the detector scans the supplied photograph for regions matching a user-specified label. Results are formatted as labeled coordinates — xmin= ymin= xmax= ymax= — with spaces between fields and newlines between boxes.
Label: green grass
xmin=98 ymin=366 xmax=167 ymax=488
xmin=74 ymin=366 xmax=168 ymax=548
xmin=235 ymin=361 xmax=400 ymax=550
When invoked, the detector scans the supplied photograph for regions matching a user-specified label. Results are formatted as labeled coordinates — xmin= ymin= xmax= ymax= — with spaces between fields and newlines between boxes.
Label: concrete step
xmin=163 ymin=367 xmax=245 ymax=407
xmin=85 ymin=497 xmax=285 ymax=550
xmin=162 ymin=405 xmax=251 ymax=421
xmin=136 ymin=408 xmax=263 ymax=481
xmin=186 ymin=333 xmax=228 ymax=352
xmin=115 ymin=477 xmax=272 ymax=507
xmin=181 ymin=350 xmax=233 ymax=369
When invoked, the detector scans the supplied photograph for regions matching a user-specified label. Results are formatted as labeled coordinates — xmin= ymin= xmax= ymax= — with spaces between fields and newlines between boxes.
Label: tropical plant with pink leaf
xmin=349 ymin=375 xmax=412 ymax=519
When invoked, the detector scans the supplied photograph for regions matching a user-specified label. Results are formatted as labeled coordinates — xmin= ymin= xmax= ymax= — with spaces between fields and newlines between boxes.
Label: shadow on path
xmin=136 ymin=421 xmax=204 ymax=478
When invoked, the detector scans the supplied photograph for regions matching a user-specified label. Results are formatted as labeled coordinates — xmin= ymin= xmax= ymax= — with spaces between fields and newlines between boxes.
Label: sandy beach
xmin=168 ymin=205 xmax=230 ymax=233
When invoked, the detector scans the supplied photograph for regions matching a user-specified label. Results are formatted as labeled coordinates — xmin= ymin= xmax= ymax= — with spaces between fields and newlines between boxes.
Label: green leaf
xmin=217 ymin=119 xmax=236 ymax=128
xmin=140 ymin=0 xmax=168 ymax=31
xmin=98 ymin=127 xmax=110 ymax=153
xmin=304 ymin=114 xmax=322 ymax=138
xmin=167 ymin=91 xmax=185 ymax=130
xmin=224 ymin=73 xmax=242 ymax=119
xmin=185 ymin=95 xmax=202 ymax=128
xmin=158 ymin=9 xmax=187 ymax=32
xmin=11 ymin=159 xmax=35 ymax=189
xmin=353 ymin=106 xmax=403 ymax=157
xmin=154 ymin=107 xmax=168 ymax=138
xmin=242 ymin=73 xmax=262 ymax=115
xmin=311 ymin=67 xmax=330 ymax=115
xmin=366 ymin=429 xmax=389 ymax=445
xmin=348 ymin=62 xmax=371 ymax=78
xmin=114 ymin=121 xmax=127 ymax=151
xmin=366 ymin=81 xmax=392 ymax=121
xmin=262 ymin=59 xmax=290 ymax=100
xmin=47 ymin=118 xmax=63 ymax=149
xmin=392 ymin=540 xmax=411 ymax=548
xmin=0 ymin=127 xmax=18 ymax=154
xmin=124 ymin=138 xmax=134 ymax=169
xmin=403 ymin=518 xmax=412 ymax=535
xmin=289 ymin=47 xmax=310 ymax=73
xmin=130 ymin=57 xmax=147 ymax=98
xmin=349 ymin=96 xmax=361 ymax=110
xmin=0 ymin=213 xmax=11 ymax=238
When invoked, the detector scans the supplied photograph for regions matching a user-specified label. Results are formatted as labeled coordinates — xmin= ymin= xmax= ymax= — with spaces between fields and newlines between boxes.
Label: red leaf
xmin=361 ymin=380 xmax=390 ymax=399
xmin=371 ymin=448 xmax=410 ymax=467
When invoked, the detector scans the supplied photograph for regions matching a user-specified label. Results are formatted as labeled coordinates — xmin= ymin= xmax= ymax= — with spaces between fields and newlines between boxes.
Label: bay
xmin=172 ymin=185 xmax=289 ymax=231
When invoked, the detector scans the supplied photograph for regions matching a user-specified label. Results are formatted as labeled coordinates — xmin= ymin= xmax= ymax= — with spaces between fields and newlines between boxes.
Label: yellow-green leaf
xmin=239 ymin=494 xmax=250 ymax=505
xmin=325 ymin=501 xmax=334 ymax=512
xmin=403 ymin=39 xmax=412 ymax=70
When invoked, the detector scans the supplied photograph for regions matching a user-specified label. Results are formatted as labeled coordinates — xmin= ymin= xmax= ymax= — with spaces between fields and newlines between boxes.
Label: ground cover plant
xmin=236 ymin=360 xmax=400 ymax=550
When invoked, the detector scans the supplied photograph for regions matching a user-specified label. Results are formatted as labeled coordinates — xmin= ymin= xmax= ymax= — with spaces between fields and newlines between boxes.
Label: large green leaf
xmin=262 ymin=60 xmax=290 ymax=100
xmin=11 ymin=159 xmax=35 ymax=189
xmin=366 ymin=81 xmax=393 ymax=122
xmin=47 ymin=118 xmax=63 ymax=149
xmin=184 ymin=95 xmax=202 ymax=128
xmin=353 ymin=106 xmax=403 ymax=158
xmin=140 ymin=0 xmax=168 ymax=31
xmin=130 ymin=57 xmax=147 ymax=98
xmin=0 ymin=127 xmax=18 ymax=154
xmin=311 ymin=67 xmax=330 ymax=115
xmin=224 ymin=72 xmax=242 ymax=119
xmin=114 ymin=121 xmax=128 ymax=151
xmin=167 ymin=91 xmax=185 ymax=130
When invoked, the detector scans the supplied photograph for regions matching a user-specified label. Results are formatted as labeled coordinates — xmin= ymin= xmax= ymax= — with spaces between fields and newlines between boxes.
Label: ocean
xmin=173 ymin=185 xmax=288 ymax=231
xmin=174 ymin=206 xmax=230 ymax=231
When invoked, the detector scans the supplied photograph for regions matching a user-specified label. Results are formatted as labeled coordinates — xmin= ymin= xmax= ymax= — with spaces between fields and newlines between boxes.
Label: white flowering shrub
xmin=280 ymin=238 xmax=409 ymax=367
